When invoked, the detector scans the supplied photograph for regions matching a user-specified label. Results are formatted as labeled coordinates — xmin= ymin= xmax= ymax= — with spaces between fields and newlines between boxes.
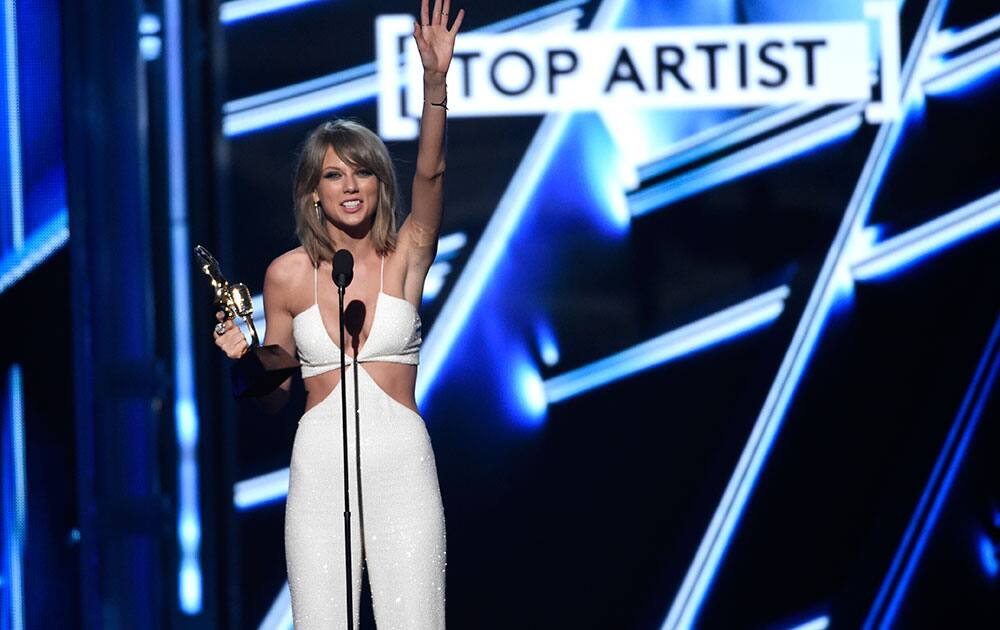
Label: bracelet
xmin=427 ymin=96 xmax=448 ymax=111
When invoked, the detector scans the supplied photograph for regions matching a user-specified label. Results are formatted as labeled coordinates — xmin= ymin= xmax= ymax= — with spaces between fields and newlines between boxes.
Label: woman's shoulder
xmin=265 ymin=247 xmax=314 ymax=289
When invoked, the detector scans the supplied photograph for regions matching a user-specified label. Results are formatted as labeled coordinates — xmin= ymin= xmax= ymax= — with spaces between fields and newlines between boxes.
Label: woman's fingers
xmin=213 ymin=322 xmax=248 ymax=359
xmin=450 ymin=8 xmax=464 ymax=33
xmin=431 ymin=0 xmax=442 ymax=26
xmin=420 ymin=0 xmax=429 ymax=27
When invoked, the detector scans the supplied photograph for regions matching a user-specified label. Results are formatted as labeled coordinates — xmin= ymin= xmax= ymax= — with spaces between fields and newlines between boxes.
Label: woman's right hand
xmin=213 ymin=312 xmax=249 ymax=359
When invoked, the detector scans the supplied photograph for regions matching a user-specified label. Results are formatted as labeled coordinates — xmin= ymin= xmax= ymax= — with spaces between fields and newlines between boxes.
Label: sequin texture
xmin=286 ymin=261 xmax=444 ymax=628
xmin=285 ymin=366 xmax=446 ymax=629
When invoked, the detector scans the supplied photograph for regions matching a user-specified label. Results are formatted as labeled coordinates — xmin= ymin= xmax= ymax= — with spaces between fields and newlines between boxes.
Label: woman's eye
xmin=358 ymin=169 xmax=374 ymax=177
xmin=324 ymin=171 xmax=340 ymax=179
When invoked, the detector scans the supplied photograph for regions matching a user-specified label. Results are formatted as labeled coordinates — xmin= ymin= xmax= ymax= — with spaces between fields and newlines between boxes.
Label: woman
xmin=214 ymin=1 xmax=464 ymax=626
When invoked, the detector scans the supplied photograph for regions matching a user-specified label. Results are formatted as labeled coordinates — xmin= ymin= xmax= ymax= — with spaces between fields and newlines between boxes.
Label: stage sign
xmin=377 ymin=0 xmax=900 ymax=140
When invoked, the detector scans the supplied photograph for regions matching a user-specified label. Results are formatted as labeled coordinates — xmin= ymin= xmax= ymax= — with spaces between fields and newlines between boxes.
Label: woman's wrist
xmin=423 ymin=74 xmax=448 ymax=110
xmin=423 ymin=70 xmax=447 ymax=87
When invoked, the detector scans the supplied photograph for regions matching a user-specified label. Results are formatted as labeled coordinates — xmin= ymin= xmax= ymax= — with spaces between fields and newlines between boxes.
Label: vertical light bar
xmin=163 ymin=0 xmax=202 ymax=614
xmin=863 ymin=313 xmax=1000 ymax=629
xmin=3 ymin=0 xmax=22 ymax=250
xmin=2 ymin=365 xmax=26 ymax=630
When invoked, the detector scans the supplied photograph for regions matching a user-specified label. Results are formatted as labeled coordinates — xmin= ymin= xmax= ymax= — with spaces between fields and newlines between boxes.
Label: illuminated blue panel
xmin=978 ymin=532 xmax=999 ymax=579
xmin=435 ymin=232 xmax=467 ymax=260
xmin=164 ymin=0 xmax=202 ymax=614
xmin=0 ymin=0 xmax=68 ymax=295
xmin=258 ymin=583 xmax=293 ymax=630
xmin=224 ymin=63 xmax=376 ymax=116
xmin=929 ymin=12 xmax=1000 ymax=56
xmin=220 ymin=0 xmax=325 ymax=25
xmin=422 ymin=261 xmax=452 ymax=303
xmin=417 ymin=114 xmax=570 ymax=404
xmin=852 ymin=188 xmax=1000 ymax=280
xmin=223 ymin=73 xmax=376 ymax=137
xmin=536 ymin=320 xmax=560 ymax=367
xmin=422 ymin=233 xmax=466 ymax=303
xmin=863 ymin=313 xmax=1000 ymax=629
xmin=1 ymin=365 xmax=25 ymax=630
xmin=545 ymin=286 xmax=790 ymax=404
xmin=784 ymin=615 xmax=831 ymax=630
xmin=629 ymin=106 xmax=863 ymax=216
xmin=0 ymin=208 xmax=68 ymax=294
xmin=2 ymin=0 xmax=22 ymax=252
xmin=474 ymin=0 xmax=588 ymax=33
xmin=419 ymin=0 xmax=630 ymax=404
xmin=637 ymin=104 xmax=821 ymax=183
xmin=233 ymin=468 xmax=289 ymax=510
xmin=222 ymin=0 xmax=590 ymax=136
xmin=923 ymin=38 xmax=1000 ymax=95
xmin=662 ymin=2 xmax=949 ymax=627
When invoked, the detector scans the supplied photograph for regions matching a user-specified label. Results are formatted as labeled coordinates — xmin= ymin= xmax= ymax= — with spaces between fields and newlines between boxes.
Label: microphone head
xmin=332 ymin=249 xmax=354 ymax=288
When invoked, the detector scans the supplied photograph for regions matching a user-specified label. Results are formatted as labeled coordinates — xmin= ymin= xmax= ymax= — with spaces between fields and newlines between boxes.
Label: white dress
xmin=285 ymin=261 xmax=446 ymax=629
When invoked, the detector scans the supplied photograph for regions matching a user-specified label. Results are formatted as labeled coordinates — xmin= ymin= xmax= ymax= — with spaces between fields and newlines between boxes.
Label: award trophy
xmin=194 ymin=245 xmax=299 ymax=398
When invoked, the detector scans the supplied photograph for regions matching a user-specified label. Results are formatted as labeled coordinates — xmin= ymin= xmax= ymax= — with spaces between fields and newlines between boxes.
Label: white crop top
xmin=292 ymin=257 xmax=421 ymax=378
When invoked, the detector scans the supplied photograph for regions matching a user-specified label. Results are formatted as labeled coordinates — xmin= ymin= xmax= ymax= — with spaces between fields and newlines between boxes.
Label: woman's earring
xmin=314 ymin=200 xmax=322 ymax=221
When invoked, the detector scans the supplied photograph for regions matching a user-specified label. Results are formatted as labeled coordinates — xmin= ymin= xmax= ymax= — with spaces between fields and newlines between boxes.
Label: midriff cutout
xmin=303 ymin=361 xmax=419 ymax=416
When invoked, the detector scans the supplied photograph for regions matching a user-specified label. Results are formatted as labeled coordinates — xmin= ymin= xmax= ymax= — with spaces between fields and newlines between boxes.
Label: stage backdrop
xmin=190 ymin=1 xmax=1000 ymax=628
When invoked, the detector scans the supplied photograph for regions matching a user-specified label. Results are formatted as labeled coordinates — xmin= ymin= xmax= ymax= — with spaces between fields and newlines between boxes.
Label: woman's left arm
xmin=401 ymin=0 xmax=464 ymax=277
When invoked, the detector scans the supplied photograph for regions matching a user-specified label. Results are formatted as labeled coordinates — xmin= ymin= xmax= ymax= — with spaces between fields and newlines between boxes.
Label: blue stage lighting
xmin=545 ymin=286 xmax=789 ymax=404
xmin=3 ymin=0 xmax=23 ymax=252
xmin=630 ymin=107 xmax=862 ymax=216
xmin=662 ymin=1 xmax=949 ymax=626
xmin=536 ymin=321 xmax=561 ymax=367
xmin=864 ymin=313 xmax=1000 ymax=629
xmin=417 ymin=113 xmax=573 ymax=406
xmin=219 ymin=0 xmax=326 ymax=25
xmin=515 ymin=360 xmax=548 ymax=425
xmin=0 ymin=209 xmax=68 ymax=294
xmin=924 ymin=41 xmax=1000 ymax=96
xmin=636 ymin=104 xmax=821 ymax=183
xmin=852 ymin=188 xmax=1000 ymax=281
xmin=978 ymin=532 xmax=999 ymax=579
xmin=222 ymin=0 xmax=589 ymax=136
xmin=259 ymin=583 xmax=293 ymax=630
xmin=164 ymin=0 xmax=203 ymax=613
xmin=784 ymin=615 xmax=831 ymax=630
xmin=1 ymin=365 xmax=25 ymax=630
xmin=233 ymin=468 xmax=290 ymax=510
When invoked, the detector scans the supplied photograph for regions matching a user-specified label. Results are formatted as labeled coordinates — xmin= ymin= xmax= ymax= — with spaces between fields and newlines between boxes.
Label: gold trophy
xmin=195 ymin=245 xmax=299 ymax=398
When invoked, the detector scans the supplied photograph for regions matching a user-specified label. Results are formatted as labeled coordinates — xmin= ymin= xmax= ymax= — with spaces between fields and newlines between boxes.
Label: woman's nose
xmin=343 ymin=174 xmax=358 ymax=192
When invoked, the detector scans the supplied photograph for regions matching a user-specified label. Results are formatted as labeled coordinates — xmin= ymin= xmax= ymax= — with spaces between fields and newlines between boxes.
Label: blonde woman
xmin=214 ymin=1 xmax=464 ymax=626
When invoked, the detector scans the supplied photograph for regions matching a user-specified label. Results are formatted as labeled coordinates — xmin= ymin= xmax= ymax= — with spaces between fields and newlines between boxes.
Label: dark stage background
xmin=1 ymin=0 xmax=999 ymax=628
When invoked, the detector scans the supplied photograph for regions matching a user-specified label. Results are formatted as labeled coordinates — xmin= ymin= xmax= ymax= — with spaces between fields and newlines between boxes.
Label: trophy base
xmin=230 ymin=344 xmax=300 ymax=399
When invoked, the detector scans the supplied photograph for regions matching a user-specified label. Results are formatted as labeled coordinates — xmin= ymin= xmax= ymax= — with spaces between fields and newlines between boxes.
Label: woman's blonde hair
xmin=293 ymin=119 xmax=399 ymax=263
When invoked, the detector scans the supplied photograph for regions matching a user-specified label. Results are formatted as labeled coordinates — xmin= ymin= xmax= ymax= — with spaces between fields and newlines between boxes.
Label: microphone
xmin=332 ymin=249 xmax=354 ymax=289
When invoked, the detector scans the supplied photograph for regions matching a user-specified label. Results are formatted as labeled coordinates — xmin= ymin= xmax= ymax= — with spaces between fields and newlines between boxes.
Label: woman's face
xmin=313 ymin=146 xmax=379 ymax=232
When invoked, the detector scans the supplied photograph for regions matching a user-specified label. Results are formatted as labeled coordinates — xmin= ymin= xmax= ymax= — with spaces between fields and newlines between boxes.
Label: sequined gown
xmin=285 ymin=261 xmax=446 ymax=629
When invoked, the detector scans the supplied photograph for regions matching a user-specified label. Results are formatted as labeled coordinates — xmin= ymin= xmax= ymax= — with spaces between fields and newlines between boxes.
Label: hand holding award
xmin=195 ymin=245 xmax=299 ymax=398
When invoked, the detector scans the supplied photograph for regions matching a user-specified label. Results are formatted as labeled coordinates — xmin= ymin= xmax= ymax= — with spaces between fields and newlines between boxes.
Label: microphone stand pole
xmin=337 ymin=283 xmax=354 ymax=630
xmin=352 ymin=329 xmax=365 ymax=589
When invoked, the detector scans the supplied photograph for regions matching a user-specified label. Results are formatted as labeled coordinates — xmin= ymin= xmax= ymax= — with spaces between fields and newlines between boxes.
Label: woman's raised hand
xmin=213 ymin=312 xmax=249 ymax=360
xmin=413 ymin=0 xmax=464 ymax=77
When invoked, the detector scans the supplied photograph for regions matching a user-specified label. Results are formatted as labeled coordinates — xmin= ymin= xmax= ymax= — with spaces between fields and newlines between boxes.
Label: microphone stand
xmin=336 ymin=281 xmax=354 ymax=630
xmin=351 ymin=321 xmax=365 ymax=597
